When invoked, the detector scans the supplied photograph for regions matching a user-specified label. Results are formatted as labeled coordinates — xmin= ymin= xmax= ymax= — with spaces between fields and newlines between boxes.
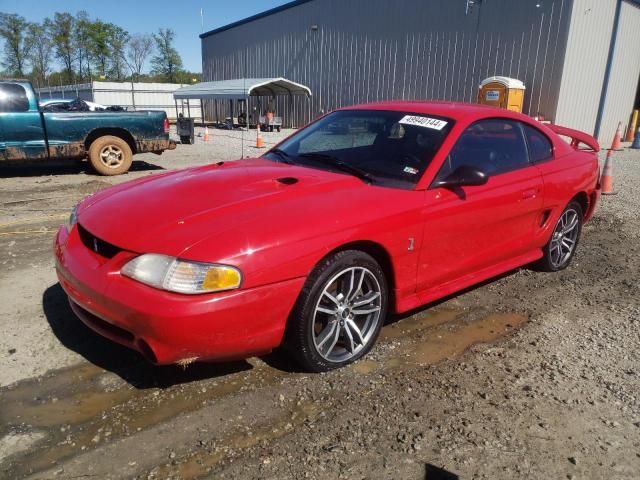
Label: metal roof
xmin=200 ymin=0 xmax=314 ymax=39
xmin=173 ymin=78 xmax=312 ymax=99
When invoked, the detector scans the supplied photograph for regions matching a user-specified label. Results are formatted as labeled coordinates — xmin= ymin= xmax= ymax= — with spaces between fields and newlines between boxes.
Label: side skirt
xmin=394 ymin=249 xmax=543 ymax=314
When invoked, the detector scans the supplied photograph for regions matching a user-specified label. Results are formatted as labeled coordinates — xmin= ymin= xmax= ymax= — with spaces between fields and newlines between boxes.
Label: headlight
xmin=67 ymin=205 xmax=78 ymax=231
xmin=121 ymin=254 xmax=242 ymax=294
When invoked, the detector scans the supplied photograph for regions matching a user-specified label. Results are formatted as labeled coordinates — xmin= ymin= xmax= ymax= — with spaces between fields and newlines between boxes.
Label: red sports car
xmin=54 ymin=101 xmax=601 ymax=372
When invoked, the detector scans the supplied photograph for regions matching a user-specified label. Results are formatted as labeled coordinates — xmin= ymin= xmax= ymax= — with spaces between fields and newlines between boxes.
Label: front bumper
xmin=54 ymin=225 xmax=305 ymax=364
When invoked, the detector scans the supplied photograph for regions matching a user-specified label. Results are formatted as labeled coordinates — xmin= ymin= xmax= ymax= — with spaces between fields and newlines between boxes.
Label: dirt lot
xmin=0 ymin=129 xmax=638 ymax=480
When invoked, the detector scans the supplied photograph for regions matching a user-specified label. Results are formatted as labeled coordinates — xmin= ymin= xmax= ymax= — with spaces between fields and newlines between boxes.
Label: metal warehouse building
xmin=200 ymin=0 xmax=640 ymax=143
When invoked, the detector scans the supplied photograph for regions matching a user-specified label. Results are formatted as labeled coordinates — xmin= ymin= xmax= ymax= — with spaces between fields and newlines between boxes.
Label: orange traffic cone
xmin=204 ymin=126 xmax=209 ymax=142
xmin=256 ymin=123 xmax=264 ymax=148
xmin=601 ymin=150 xmax=616 ymax=195
xmin=609 ymin=122 xmax=623 ymax=151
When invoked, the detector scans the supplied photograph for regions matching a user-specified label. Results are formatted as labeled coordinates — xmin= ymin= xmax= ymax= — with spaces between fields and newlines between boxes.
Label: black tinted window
xmin=0 ymin=84 xmax=29 ymax=112
xmin=438 ymin=119 xmax=530 ymax=179
xmin=523 ymin=124 xmax=553 ymax=163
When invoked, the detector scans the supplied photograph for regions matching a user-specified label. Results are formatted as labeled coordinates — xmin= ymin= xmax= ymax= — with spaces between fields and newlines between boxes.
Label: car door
xmin=0 ymin=83 xmax=47 ymax=161
xmin=416 ymin=118 xmax=544 ymax=294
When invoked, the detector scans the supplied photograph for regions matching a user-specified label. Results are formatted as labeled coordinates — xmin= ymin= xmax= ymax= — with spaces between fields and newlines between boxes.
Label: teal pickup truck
xmin=0 ymin=80 xmax=175 ymax=175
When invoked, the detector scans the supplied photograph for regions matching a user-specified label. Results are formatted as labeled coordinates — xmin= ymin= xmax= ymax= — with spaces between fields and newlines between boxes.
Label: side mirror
xmin=432 ymin=165 xmax=488 ymax=189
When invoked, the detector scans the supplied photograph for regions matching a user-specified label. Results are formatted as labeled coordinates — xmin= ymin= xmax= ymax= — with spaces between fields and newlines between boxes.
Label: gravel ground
xmin=0 ymin=134 xmax=638 ymax=480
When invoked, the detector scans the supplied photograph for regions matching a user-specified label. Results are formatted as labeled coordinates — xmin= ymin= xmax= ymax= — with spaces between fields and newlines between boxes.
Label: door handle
xmin=521 ymin=189 xmax=539 ymax=200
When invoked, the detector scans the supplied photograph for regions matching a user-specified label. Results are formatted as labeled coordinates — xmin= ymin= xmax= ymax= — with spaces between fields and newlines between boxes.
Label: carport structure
xmin=173 ymin=77 xmax=312 ymax=128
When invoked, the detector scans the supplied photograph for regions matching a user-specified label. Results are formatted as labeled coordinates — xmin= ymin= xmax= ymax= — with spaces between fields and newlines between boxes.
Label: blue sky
xmin=0 ymin=0 xmax=290 ymax=72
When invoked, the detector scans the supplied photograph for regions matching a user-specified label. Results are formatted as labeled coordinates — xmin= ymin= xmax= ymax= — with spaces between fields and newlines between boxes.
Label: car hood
xmin=78 ymin=158 xmax=361 ymax=258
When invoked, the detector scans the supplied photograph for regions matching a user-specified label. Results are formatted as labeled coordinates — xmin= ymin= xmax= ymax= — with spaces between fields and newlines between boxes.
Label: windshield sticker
xmin=399 ymin=115 xmax=448 ymax=130
xmin=403 ymin=166 xmax=419 ymax=175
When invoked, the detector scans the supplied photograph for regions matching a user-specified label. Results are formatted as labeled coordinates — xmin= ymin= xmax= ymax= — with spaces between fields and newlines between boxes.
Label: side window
xmin=0 ymin=84 xmax=29 ymax=113
xmin=438 ymin=119 xmax=530 ymax=179
xmin=522 ymin=123 xmax=553 ymax=163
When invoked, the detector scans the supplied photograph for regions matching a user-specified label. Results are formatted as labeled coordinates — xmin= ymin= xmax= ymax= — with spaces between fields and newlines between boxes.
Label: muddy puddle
xmin=353 ymin=308 xmax=527 ymax=373
xmin=0 ymin=360 xmax=285 ymax=478
xmin=1 ymin=307 xmax=526 ymax=478
xmin=381 ymin=308 xmax=461 ymax=340
xmin=151 ymin=309 xmax=527 ymax=479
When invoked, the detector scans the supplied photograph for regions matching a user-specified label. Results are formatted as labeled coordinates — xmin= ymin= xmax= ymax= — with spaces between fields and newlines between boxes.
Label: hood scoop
xmin=276 ymin=177 xmax=299 ymax=185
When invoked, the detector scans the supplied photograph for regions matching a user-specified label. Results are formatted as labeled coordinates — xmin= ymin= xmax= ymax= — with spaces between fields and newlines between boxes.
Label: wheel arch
xmin=570 ymin=191 xmax=589 ymax=218
xmin=85 ymin=128 xmax=137 ymax=154
xmin=318 ymin=240 xmax=396 ymax=309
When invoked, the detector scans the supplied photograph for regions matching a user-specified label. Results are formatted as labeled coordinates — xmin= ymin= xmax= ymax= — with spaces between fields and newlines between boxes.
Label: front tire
xmin=536 ymin=201 xmax=583 ymax=272
xmin=88 ymin=135 xmax=133 ymax=176
xmin=286 ymin=250 xmax=388 ymax=372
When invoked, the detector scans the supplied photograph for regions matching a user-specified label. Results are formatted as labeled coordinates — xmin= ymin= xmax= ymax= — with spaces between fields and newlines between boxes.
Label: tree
xmin=26 ymin=21 xmax=54 ymax=86
xmin=51 ymin=12 xmax=75 ymax=83
xmin=74 ymin=11 xmax=93 ymax=81
xmin=108 ymin=25 xmax=129 ymax=81
xmin=0 ymin=13 xmax=32 ymax=77
xmin=151 ymin=28 xmax=183 ymax=83
xmin=85 ymin=21 xmax=129 ymax=81
xmin=87 ymin=20 xmax=111 ymax=79
xmin=125 ymin=34 xmax=154 ymax=82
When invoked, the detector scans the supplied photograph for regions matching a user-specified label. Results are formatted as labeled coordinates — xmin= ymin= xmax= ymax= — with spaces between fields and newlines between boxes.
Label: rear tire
xmin=535 ymin=201 xmax=583 ymax=272
xmin=88 ymin=135 xmax=133 ymax=176
xmin=285 ymin=250 xmax=388 ymax=372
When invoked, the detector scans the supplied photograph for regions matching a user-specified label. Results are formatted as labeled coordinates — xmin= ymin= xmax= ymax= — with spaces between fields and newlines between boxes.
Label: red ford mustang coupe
xmin=54 ymin=101 xmax=600 ymax=372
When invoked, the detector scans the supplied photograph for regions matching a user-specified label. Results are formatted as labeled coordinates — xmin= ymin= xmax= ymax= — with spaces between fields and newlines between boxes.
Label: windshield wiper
xmin=298 ymin=153 xmax=374 ymax=184
xmin=268 ymin=148 xmax=295 ymax=164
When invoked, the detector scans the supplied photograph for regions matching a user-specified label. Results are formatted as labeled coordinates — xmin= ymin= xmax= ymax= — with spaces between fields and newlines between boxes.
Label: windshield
xmin=263 ymin=109 xmax=454 ymax=189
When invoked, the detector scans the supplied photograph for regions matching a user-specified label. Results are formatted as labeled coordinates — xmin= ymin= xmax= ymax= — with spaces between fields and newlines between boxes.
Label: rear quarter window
xmin=523 ymin=123 xmax=553 ymax=163
xmin=0 ymin=84 xmax=29 ymax=113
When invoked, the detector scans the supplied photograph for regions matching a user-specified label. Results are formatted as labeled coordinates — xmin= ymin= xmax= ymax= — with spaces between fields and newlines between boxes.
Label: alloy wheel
xmin=312 ymin=266 xmax=383 ymax=363
xmin=99 ymin=145 xmax=124 ymax=168
xmin=550 ymin=208 xmax=580 ymax=268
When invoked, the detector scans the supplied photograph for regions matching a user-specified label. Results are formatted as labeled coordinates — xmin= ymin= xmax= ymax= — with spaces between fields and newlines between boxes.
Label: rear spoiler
xmin=546 ymin=124 xmax=600 ymax=152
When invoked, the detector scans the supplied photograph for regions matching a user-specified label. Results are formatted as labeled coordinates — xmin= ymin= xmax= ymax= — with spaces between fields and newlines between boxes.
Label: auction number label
xmin=399 ymin=115 xmax=448 ymax=131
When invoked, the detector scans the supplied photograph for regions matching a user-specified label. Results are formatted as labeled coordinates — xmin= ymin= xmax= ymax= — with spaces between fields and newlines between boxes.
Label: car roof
xmin=342 ymin=100 xmax=531 ymax=123
xmin=338 ymin=100 xmax=588 ymax=156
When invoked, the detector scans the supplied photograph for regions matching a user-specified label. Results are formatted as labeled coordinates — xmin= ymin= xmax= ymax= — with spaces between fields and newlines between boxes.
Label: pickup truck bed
xmin=0 ymin=81 xmax=175 ymax=175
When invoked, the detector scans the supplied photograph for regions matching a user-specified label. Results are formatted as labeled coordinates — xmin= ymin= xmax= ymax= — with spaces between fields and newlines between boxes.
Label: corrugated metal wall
xmin=599 ymin=1 xmax=640 ymax=143
xmin=201 ymin=0 xmax=572 ymax=127
xmin=555 ymin=0 xmax=640 ymax=142
xmin=555 ymin=0 xmax=618 ymax=139
xmin=37 ymin=83 xmax=93 ymax=101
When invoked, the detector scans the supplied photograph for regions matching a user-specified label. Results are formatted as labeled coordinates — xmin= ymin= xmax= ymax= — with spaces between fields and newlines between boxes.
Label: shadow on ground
xmin=42 ymin=283 xmax=251 ymax=389
xmin=424 ymin=463 xmax=459 ymax=480
xmin=0 ymin=159 xmax=164 ymax=178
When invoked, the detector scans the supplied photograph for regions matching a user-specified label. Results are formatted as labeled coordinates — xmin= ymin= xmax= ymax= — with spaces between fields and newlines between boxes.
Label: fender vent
xmin=276 ymin=177 xmax=298 ymax=185
xmin=540 ymin=209 xmax=552 ymax=227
